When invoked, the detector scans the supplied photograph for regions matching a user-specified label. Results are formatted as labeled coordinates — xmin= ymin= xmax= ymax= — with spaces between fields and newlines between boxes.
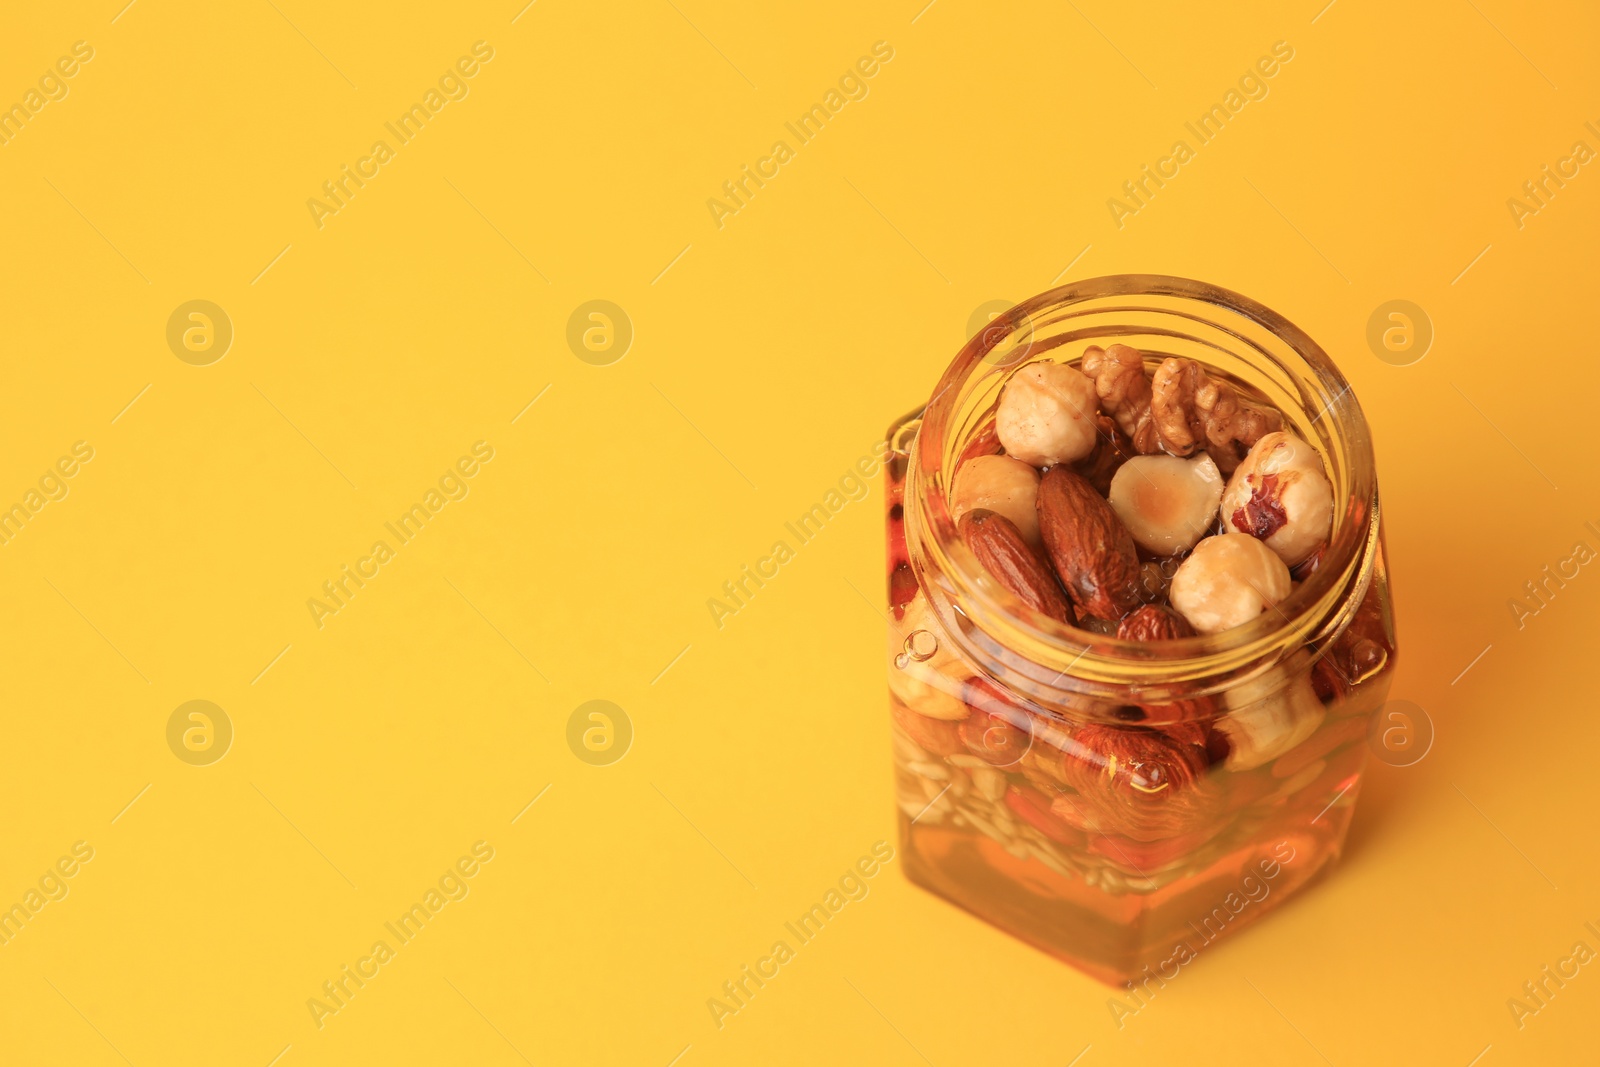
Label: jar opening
xmin=907 ymin=275 xmax=1380 ymax=696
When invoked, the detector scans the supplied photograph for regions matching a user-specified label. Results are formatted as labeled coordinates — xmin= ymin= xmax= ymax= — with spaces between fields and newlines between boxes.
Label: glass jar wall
xmin=883 ymin=276 xmax=1396 ymax=986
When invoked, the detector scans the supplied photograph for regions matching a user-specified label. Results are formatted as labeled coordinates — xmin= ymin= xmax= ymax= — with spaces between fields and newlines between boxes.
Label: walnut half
xmin=1149 ymin=357 xmax=1282 ymax=473
xmin=1081 ymin=344 xmax=1160 ymax=454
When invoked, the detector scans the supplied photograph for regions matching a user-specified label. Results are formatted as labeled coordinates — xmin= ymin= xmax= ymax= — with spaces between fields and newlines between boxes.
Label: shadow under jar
xmin=882 ymin=276 xmax=1396 ymax=986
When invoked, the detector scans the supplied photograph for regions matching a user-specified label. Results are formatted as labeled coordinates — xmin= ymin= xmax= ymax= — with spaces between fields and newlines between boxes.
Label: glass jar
xmin=882 ymin=275 xmax=1396 ymax=986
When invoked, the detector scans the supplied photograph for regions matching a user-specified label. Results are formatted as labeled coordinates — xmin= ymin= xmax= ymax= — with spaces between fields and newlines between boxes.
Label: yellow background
xmin=1 ymin=0 xmax=1597 ymax=1063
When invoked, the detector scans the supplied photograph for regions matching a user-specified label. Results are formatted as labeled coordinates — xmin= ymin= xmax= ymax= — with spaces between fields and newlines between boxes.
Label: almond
xmin=959 ymin=510 xmax=1073 ymax=623
xmin=1057 ymin=724 xmax=1216 ymax=842
xmin=1036 ymin=466 xmax=1142 ymax=620
xmin=1116 ymin=604 xmax=1196 ymax=642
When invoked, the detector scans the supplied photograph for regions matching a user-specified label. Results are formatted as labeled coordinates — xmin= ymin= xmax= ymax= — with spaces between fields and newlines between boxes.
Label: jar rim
xmin=909 ymin=273 xmax=1380 ymax=690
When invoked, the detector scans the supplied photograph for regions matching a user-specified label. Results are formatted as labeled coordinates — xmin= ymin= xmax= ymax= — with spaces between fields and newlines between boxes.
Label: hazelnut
xmin=951 ymin=454 xmax=1042 ymax=547
xmin=995 ymin=362 xmax=1100 ymax=467
xmin=1220 ymin=432 xmax=1334 ymax=566
xmin=1107 ymin=453 xmax=1224 ymax=555
xmin=1217 ymin=660 xmax=1325 ymax=770
xmin=1169 ymin=533 xmax=1291 ymax=634
xmin=959 ymin=510 xmax=1074 ymax=623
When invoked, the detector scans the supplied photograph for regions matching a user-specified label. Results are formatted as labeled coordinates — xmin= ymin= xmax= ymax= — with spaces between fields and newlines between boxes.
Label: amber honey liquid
xmin=884 ymin=413 xmax=1395 ymax=986
xmin=895 ymin=748 xmax=1359 ymax=985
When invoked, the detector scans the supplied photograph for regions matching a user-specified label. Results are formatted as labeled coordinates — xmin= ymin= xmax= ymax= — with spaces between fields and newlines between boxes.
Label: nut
xmin=1217 ymin=664 xmax=1325 ymax=770
xmin=959 ymin=676 xmax=1039 ymax=767
xmin=892 ymin=729 xmax=930 ymax=764
xmin=1080 ymin=344 xmax=1159 ymax=453
xmin=1004 ymin=784 xmax=1086 ymax=846
xmin=1270 ymin=758 xmax=1326 ymax=801
xmin=1057 ymin=724 xmax=1216 ymax=841
xmin=1070 ymin=413 xmax=1136 ymax=498
xmin=1169 ymin=533 xmax=1292 ymax=634
xmin=1330 ymin=581 xmax=1392 ymax=687
xmin=1116 ymin=604 xmax=1196 ymax=642
xmin=1105 ymin=604 xmax=1220 ymax=722
xmin=1135 ymin=560 xmax=1169 ymax=603
xmin=970 ymin=765 xmax=1008 ymax=801
xmin=888 ymin=561 xmax=918 ymax=619
xmin=959 ymin=510 xmax=1073 ymax=623
xmin=995 ymin=361 xmax=1100 ymax=466
xmin=958 ymin=709 xmax=1033 ymax=767
xmin=1149 ymin=358 xmax=1282 ymax=473
xmin=887 ymin=591 xmax=970 ymax=720
xmin=1107 ymin=452 xmax=1224 ymax=555
xmin=897 ymin=795 xmax=940 ymax=821
xmin=951 ymin=454 xmax=1043 ymax=547
xmin=1036 ymin=466 xmax=1143 ymax=620
xmin=1271 ymin=713 xmax=1366 ymax=778
xmin=892 ymin=702 xmax=966 ymax=757
xmin=1220 ymin=432 xmax=1334 ymax=566
xmin=1048 ymin=791 xmax=1098 ymax=832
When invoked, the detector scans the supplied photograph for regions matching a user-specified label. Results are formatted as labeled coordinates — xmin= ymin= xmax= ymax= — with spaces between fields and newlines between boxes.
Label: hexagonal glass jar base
xmin=897 ymin=770 xmax=1357 ymax=986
